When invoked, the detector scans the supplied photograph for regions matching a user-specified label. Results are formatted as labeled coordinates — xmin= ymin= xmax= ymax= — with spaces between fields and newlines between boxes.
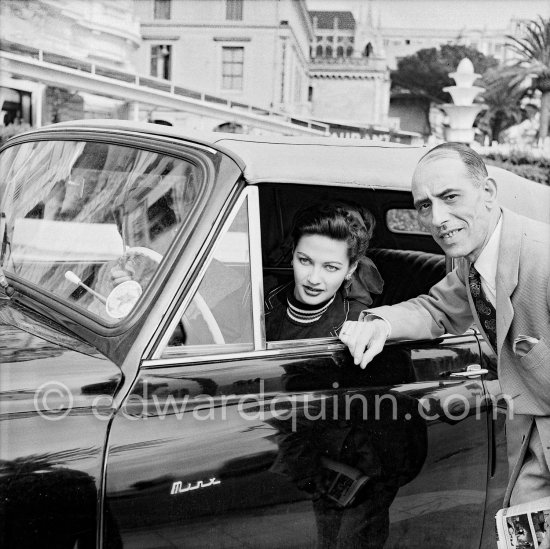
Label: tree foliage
xmin=489 ymin=16 xmax=550 ymax=140
xmin=505 ymin=16 xmax=550 ymax=93
xmin=476 ymin=69 xmax=526 ymax=142
xmin=391 ymin=44 xmax=498 ymax=104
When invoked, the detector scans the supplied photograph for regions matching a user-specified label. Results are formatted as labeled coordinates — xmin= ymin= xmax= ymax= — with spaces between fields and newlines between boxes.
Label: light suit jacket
xmin=371 ymin=208 xmax=550 ymax=465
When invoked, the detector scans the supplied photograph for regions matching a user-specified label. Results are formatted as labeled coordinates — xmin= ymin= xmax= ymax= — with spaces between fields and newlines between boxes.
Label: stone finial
xmin=456 ymin=58 xmax=475 ymax=74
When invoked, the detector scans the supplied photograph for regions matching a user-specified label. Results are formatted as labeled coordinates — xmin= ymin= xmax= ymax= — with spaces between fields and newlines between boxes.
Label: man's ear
xmin=483 ymin=176 xmax=498 ymax=207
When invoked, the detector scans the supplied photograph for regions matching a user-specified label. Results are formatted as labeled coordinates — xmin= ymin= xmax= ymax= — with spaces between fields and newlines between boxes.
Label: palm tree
xmin=477 ymin=69 xmax=526 ymax=142
xmin=503 ymin=16 xmax=550 ymax=141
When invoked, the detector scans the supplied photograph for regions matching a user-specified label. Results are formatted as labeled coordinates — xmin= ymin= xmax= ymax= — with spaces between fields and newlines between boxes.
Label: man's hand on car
xmin=339 ymin=318 xmax=390 ymax=369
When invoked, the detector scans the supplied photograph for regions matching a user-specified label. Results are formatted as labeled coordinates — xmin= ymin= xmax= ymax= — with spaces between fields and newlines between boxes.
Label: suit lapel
xmin=495 ymin=208 xmax=521 ymax=353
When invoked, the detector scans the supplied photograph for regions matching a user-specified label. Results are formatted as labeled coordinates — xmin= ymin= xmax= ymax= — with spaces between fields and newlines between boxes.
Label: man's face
xmin=411 ymin=155 xmax=497 ymax=263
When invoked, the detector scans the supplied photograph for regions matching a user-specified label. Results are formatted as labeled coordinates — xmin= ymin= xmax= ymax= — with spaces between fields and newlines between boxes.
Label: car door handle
xmin=450 ymin=364 xmax=489 ymax=378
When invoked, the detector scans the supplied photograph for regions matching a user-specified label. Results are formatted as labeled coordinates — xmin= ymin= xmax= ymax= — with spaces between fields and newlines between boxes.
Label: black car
xmin=1 ymin=120 xmax=549 ymax=548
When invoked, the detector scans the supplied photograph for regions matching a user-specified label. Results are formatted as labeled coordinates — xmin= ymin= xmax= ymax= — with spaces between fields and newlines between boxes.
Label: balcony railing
xmin=0 ymin=39 xmax=329 ymax=134
xmin=310 ymin=56 xmax=387 ymax=71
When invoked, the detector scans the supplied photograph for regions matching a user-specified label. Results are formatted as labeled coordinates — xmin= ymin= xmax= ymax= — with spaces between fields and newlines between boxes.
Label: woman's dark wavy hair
xmin=291 ymin=201 xmax=375 ymax=264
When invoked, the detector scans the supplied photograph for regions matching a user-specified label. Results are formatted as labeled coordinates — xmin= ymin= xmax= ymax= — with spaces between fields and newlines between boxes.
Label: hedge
xmin=482 ymin=152 xmax=550 ymax=186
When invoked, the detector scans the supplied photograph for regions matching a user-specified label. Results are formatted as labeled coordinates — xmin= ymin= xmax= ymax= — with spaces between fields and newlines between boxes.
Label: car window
xmin=258 ymin=184 xmax=447 ymax=347
xmin=163 ymin=197 xmax=254 ymax=356
xmin=386 ymin=208 xmax=429 ymax=234
xmin=0 ymin=139 xmax=204 ymax=323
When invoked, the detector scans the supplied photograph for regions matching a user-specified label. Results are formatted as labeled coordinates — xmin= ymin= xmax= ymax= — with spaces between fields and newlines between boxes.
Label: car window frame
xmin=148 ymin=181 xmax=459 ymax=366
xmin=153 ymin=186 xmax=265 ymax=359
xmin=0 ymin=131 xmax=217 ymax=337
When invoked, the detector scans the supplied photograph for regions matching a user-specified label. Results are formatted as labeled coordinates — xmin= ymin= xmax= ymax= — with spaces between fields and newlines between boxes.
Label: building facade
xmin=308 ymin=8 xmax=390 ymax=127
xmin=305 ymin=0 xmax=549 ymax=138
xmin=0 ymin=0 xmax=141 ymax=129
xmin=133 ymin=1 xmax=392 ymax=131
xmin=0 ymin=0 xmax=328 ymax=138
xmin=308 ymin=0 xmax=550 ymax=70
xmin=133 ymin=0 xmax=313 ymax=125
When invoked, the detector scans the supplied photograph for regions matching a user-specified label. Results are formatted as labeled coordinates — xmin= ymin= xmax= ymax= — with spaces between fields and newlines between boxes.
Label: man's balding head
xmin=414 ymin=142 xmax=488 ymax=188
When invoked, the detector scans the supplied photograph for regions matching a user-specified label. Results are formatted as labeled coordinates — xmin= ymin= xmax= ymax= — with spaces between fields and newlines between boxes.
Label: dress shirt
xmin=473 ymin=214 xmax=502 ymax=307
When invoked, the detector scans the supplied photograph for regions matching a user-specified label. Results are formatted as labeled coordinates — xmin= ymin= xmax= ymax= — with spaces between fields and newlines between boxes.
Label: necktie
xmin=468 ymin=264 xmax=497 ymax=351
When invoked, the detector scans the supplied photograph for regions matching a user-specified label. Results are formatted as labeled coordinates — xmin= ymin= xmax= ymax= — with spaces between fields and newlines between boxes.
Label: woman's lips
xmin=303 ymin=285 xmax=323 ymax=296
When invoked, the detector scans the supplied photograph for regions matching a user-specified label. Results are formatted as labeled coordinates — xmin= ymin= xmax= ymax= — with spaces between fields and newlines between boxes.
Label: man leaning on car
xmin=339 ymin=142 xmax=550 ymax=506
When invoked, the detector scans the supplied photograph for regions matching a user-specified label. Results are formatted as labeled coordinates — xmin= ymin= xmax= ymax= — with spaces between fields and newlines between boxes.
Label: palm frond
xmin=483 ymin=66 xmax=535 ymax=102
xmin=524 ymin=18 xmax=545 ymax=51
xmin=506 ymin=16 xmax=550 ymax=64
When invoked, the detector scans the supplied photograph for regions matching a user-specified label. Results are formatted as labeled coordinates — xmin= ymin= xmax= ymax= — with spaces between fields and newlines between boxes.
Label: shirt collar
xmin=473 ymin=213 xmax=502 ymax=290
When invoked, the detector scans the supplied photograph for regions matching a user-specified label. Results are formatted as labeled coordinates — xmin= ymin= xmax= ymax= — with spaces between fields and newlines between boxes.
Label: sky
xmin=305 ymin=1 xmax=549 ymax=31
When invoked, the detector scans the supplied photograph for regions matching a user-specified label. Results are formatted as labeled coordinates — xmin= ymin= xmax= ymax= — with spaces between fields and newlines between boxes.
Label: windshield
xmin=0 ymin=139 xmax=204 ymax=323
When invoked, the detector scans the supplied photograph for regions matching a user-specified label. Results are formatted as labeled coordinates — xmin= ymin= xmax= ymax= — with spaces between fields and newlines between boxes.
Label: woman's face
xmin=292 ymin=234 xmax=356 ymax=306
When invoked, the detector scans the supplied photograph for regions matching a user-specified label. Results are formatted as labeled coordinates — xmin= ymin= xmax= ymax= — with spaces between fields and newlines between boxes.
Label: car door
xmin=0 ymin=137 xmax=125 ymax=549
xmin=0 ymin=129 xmax=244 ymax=549
xmin=103 ymin=185 xmax=490 ymax=548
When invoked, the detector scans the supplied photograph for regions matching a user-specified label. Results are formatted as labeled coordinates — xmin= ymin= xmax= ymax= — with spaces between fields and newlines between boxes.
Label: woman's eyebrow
xmin=296 ymin=251 xmax=343 ymax=265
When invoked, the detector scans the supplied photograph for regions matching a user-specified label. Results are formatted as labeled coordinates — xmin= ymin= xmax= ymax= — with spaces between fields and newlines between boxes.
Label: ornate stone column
xmin=441 ymin=58 xmax=486 ymax=143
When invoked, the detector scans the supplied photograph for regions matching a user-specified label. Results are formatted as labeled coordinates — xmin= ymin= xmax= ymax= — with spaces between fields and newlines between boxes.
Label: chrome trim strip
xmin=151 ymin=190 xmax=250 ymax=359
xmin=143 ymin=340 xmax=346 ymax=368
xmin=144 ymin=329 xmax=478 ymax=369
xmin=247 ymin=186 xmax=266 ymax=350
xmin=25 ymin=126 xmax=220 ymax=155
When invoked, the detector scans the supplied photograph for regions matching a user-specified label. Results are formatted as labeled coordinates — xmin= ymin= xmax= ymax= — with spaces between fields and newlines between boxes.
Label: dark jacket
xmin=265 ymin=282 xmax=371 ymax=341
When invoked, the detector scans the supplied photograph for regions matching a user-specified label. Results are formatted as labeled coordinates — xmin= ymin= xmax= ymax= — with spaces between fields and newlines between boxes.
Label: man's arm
xmin=340 ymin=265 xmax=474 ymax=368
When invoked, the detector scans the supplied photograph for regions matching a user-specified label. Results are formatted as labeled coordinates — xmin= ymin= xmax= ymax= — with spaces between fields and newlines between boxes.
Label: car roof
xmin=31 ymin=119 xmax=426 ymax=190
xmin=486 ymin=165 xmax=550 ymax=225
xmin=15 ymin=120 xmax=550 ymax=224
xmin=213 ymin=135 xmax=425 ymax=191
